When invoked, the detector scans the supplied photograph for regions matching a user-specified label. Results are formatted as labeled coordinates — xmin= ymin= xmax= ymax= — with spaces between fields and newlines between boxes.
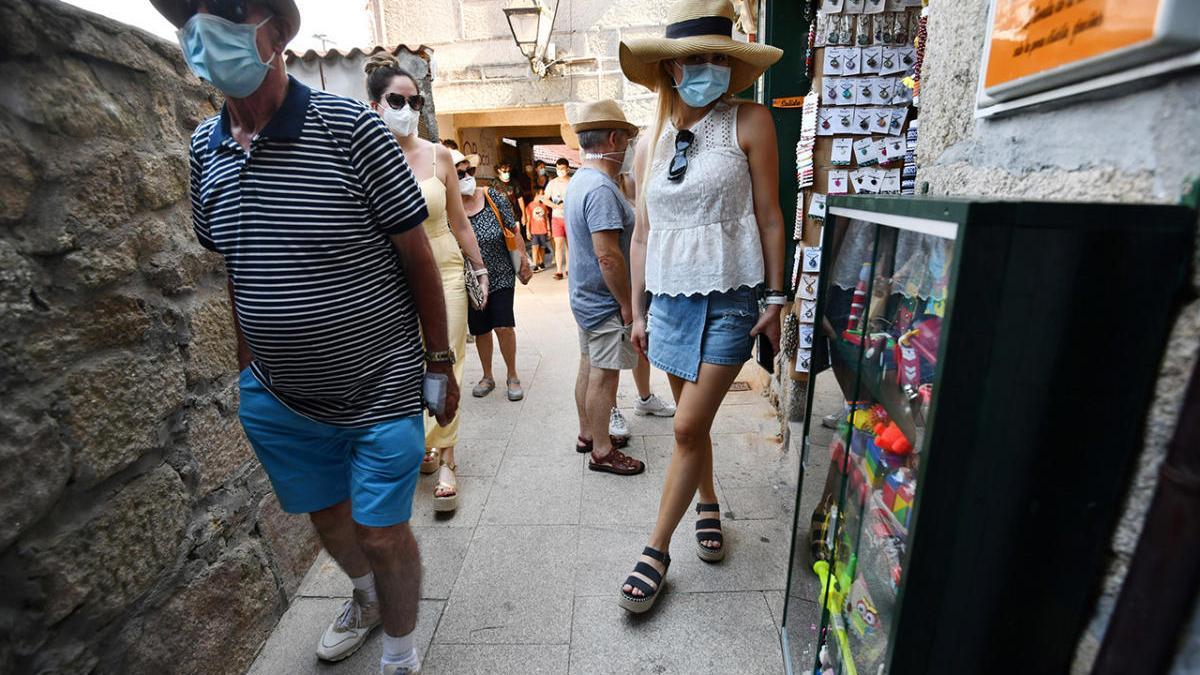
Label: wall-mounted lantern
xmin=502 ymin=0 xmax=561 ymax=77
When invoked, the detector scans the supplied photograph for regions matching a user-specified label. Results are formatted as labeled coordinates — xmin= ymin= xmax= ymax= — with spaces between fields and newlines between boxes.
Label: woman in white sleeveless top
xmin=616 ymin=0 xmax=786 ymax=613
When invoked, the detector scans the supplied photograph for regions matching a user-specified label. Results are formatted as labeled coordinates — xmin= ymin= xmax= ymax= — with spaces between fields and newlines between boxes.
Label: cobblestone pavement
xmin=248 ymin=270 xmax=801 ymax=674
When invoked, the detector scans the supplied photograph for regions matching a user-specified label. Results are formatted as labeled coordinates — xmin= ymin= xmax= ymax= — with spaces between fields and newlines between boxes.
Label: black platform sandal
xmin=618 ymin=546 xmax=670 ymax=614
xmin=695 ymin=502 xmax=725 ymax=562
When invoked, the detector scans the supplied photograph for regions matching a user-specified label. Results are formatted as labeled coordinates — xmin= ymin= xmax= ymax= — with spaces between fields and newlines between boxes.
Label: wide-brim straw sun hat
xmin=150 ymin=0 xmax=302 ymax=44
xmin=619 ymin=0 xmax=782 ymax=94
xmin=569 ymin=100 xmax=639 ymax=136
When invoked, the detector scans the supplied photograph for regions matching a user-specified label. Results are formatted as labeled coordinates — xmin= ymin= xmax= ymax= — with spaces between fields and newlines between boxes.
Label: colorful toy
xmin=883 ymin=468 xmax=916 ymax=530
xmin=873 ymin=420 xmax=913 ymax=455
xmin=868 ymin=403 xmax=890 ymax=428
xmin=864 ymin=436 xmax=906 ymax=488
xmin=847 ymin=576 xmax=881 ymax=639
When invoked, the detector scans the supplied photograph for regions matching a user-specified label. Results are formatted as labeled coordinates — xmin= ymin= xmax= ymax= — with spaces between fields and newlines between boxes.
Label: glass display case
xmin=780 ymin=196 xmax=1194 ymax=674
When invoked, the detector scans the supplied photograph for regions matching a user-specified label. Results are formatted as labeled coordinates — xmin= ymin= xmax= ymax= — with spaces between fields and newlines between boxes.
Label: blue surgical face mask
xmin=674 ymin=62 xmax=731 ymax=108
xmin=178 ymin=14 xmax=275 ymax=98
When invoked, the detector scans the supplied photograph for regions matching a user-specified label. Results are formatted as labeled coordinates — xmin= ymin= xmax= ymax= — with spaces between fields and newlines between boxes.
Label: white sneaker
xmin=634 ymin=393 xmax=676 ymax=417
xmin=608 ymin=407 xmax=630 ymax=438
xmin=317 ymin=590 xmax=381 ymax=662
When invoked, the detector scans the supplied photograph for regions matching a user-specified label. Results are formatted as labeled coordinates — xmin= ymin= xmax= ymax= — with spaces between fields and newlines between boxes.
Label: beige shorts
xmin=578 ymin=314 xmax=637 ymax=371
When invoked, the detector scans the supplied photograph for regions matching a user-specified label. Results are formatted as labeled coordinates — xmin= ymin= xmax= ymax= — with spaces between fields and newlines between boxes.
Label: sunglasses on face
xmin=667 ymin=129 xmax=694 ymax=183
xmin=385 ymin=93 xmax=425 ymax=112
xmin=188 ymin=0 xmax=251 ymax=23
xmin=456 ymin=166 xmax=477 ymax=179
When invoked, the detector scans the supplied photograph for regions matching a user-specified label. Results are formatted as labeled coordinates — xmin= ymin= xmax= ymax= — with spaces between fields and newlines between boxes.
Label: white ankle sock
xmin=350 ymin=572 xmax=378 ymax=603
xmin=381 ymin=631 xmax=417 ymax=664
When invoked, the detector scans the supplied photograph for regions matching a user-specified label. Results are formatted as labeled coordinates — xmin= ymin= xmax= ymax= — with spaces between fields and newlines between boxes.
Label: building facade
xmin=366 ymin=0 xmax=756 ymax=176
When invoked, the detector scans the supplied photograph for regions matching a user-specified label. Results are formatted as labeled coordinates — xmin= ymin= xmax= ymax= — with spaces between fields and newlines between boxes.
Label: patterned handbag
xmin=463 ymin=258 xmax=486 ymax=310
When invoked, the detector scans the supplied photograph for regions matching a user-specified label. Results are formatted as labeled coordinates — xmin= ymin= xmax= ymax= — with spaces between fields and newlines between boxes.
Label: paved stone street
xmin=248 ymin=271 xmax=800 ymax=674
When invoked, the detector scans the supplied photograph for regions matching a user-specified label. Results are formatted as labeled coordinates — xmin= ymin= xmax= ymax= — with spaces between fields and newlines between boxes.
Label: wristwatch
xmin=425 ymin=349 xmax=456 ymax=365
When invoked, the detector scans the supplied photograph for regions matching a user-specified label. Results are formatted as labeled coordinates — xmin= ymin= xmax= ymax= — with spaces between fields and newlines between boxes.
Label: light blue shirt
xmin=564 ymin=168 xmax=634 ymax=330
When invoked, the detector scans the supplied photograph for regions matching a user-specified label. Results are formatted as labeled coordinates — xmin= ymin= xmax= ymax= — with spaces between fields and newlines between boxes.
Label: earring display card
xmin=853 ymin=137 xmax=879 ymax=166
xmin=864 ymin=0 xmax=886 ymax=15
xmin=798 ymin=272 xmax=820 ymax=300
xmin=828 ymin=169 xmax=850 ymax=194
xmin=893 ymin=80 xmax=913 ymax=104
xmin=885 ymin=0 xmax=906 ymax=10
xmin=831 ymin=137 xmax=853 ymax=165
xmin=881 ymin=168 xmax=902 ymax=193
xmin=875 ymin=76 xmax=895 ymax=104
xmin=809 ymin=193 xmax=828 ymax=221
xmin=821 ymin=0 xmax=845 ymax=13
xmin=814 ymin=13 xmax=828 ymax=47
xmin=845 ymin=0 xmax=865 ymax=15
xmin=858 ymin=77 xmax=876 ymax=105
xmin=892 ymin=12 xmax=909 ymax=45
xmin=876 ymin=137 xmax=904 ymax=165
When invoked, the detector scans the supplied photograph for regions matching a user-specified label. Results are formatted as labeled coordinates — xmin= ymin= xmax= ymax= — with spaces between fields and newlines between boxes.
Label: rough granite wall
xmin=916 ymin=2 xmax=1200 ymax=673
xmin=0 ymin=0 xmax=320 ymax=672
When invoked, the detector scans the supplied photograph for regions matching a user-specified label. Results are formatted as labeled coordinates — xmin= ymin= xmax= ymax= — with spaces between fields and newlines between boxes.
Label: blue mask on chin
xmin=674 ymin=62 xmax=732 ymax=108
xmin=178 ymin=14 xmax=274 ymax=98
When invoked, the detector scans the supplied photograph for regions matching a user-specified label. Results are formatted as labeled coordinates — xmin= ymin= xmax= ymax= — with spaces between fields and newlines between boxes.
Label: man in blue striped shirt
xmin=154 ymin=1 xmax=451 ymax=672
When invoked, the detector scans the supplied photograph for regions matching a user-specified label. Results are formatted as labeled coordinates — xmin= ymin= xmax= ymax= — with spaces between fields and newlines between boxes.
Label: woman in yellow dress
xmin=365 ymin=55 xmax=486 ymax=513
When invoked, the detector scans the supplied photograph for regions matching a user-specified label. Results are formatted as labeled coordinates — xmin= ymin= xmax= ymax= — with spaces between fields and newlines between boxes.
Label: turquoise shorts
xmin=237 ymin=368 xmax=424 ymax=527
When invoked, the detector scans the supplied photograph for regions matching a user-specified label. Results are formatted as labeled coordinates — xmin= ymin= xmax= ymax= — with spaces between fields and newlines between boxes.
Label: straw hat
xmin=569 ymin=100 xmax=639 ymax=136
xmin=150 ymin=0 xmax=301 ymax=43
xmin=619 ymin=0 xmax=782 ymax=94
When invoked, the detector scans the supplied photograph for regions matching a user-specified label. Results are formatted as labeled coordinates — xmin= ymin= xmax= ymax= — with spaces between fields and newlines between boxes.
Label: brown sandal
xmin=588 ymin=448 xmax=645 ymax=475
xmin=575 ymin=435 xmax=629 ymax=454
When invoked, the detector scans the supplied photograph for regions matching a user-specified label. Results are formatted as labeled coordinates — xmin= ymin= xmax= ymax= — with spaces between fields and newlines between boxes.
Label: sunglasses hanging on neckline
xmin=667 ymin=129 xmax=694 ymax=182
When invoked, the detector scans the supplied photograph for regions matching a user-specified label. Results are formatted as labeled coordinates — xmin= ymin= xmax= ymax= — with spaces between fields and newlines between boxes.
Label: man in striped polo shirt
xmin=153 ymin=2 xmax=450 ymax=672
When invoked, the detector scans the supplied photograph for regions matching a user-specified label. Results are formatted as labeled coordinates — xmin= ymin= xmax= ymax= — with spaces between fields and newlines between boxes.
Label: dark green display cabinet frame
xmin=781 ymin=196 xmax=1195 ymax=674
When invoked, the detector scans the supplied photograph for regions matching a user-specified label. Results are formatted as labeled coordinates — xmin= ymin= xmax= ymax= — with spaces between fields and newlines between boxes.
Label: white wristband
xmin=472 ymin=268 xmax=489 ymax=277
xmin=764 ymin=296 xmax=787 ymax=306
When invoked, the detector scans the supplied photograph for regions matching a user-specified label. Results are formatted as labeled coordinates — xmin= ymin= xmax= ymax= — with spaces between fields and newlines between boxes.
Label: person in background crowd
xmin=521 ymin=161 xmax=538 ymax=216
xmin=364 ymin=54 xmax=487 ymax=516
xmin=564 ymin=100 xmax=646 ymax=476
xmin=533 ymin=159 xmax=550 ymax=191
xmin=616 ymin=0 xmax=785 ymax=614
xmin=456 ymin=152 xmax=534 ymax=401
xmin=524 ymin=185 xmax=553 ymax=271
xmin=540 ymin=157 xmax=572 ymax=279
xmin=154 ymin=1 xmax=453 ymax=672
xmin=442 ymin=138 xmax=458 ymax=150
xmin=491 ymin=159 xmax=526 ymax=229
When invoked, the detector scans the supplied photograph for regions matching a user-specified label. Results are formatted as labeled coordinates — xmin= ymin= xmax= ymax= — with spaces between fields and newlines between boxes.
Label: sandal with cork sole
xmin=432 ymin=460 xmax=458 ymax=513
xmin=695 ymin=502 xmax=725 ymax=562
xmin=420 ymin=448 xmax=439 ymax=475
xmin=618 ymin=546 xmax=670 ymax=614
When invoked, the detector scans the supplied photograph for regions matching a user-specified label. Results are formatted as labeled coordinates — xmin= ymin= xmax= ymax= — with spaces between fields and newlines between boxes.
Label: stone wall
xmin=916 ymin=2 xmax=1200 ymax=672
xmin=0 ymin=1 xmax=319 ymax=672
xmin=374 ymin=0 xmax=676 ymax=124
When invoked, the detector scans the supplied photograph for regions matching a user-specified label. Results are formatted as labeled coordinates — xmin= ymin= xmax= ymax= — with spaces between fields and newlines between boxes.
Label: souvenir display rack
xmin=780 ymin=196 xmax=1195 ymax=674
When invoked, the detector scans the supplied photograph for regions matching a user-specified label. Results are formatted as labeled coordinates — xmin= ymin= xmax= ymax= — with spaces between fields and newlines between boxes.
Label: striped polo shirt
xmin=188 ymin=76 xmax=430 ymax=427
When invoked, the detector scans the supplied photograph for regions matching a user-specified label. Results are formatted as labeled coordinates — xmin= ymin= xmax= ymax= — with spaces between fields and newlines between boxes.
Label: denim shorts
xmin=237 ymin=368 xmax=424 ymax=527
xmin=647 ymin=286 xmax=759 ymax=382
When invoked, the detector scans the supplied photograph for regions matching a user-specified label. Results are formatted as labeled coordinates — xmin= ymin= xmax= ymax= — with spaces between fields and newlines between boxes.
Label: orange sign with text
xmin=985 ymin=0 xmax=1160 ymax=89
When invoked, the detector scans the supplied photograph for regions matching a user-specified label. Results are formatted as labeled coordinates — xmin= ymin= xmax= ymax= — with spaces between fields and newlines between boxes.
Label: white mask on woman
xmin=382 ymin=105 xmax=419 ymax=137
xmin=458 ymin=175 xmax=476 ymax=195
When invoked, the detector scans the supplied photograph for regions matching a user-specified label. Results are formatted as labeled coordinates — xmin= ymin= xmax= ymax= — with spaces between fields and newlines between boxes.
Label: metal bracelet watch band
xmin=764 ymin=296 xmax=787 ymax=306
xmin=425 ymin=349 xmax=456 ymax=364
